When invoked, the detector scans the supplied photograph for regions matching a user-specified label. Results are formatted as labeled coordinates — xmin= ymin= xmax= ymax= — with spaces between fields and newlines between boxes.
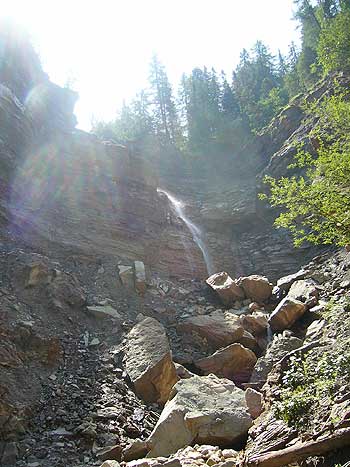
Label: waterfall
xmin=157 ymin=188 xmax=214 ymax=276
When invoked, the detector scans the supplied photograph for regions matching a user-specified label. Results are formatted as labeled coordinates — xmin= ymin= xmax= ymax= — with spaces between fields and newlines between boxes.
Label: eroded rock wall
xmin=0 ymin=40 xmax=208 ymax=279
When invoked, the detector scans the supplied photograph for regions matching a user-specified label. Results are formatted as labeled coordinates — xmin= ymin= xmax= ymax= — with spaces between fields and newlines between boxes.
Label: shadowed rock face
xmin=1 ymin=29 xmax=346 ymax=283
xmin=0 ymin=34 xmax=209 ymax=279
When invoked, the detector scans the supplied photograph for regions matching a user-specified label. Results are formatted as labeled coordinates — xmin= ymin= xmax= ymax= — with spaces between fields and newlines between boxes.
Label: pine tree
xmin=148 ymin=54 xmax=180 ymax=143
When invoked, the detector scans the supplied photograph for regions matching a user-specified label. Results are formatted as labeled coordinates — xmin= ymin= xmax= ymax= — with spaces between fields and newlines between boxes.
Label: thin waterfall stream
xmin=157 ymin=188 xmax=214 ymax=276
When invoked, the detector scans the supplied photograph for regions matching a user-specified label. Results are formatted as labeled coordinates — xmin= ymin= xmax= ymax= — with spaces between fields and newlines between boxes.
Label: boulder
xmin=269 ymin=297 xmax=306 ymax=331
xmin=24 ymin=262 xmax=51 ymax=287
xmin=174 ymin=363 xmax=195 ymax=380
xmin=250 ymin=334 xmax=303 ymax=384
xmin=123 ymin=439 xmax=150 ymax=462
xmin=305 ymin=319 xmax=326 ymax=342
xmin=236 ymin=330 xmax=259 ymax=353
xmin=206 ymin=272 xmax=245 ymax=306
xmin=245 ymin=388 xmax=263 ymax=419
xmin=48 ymin=272 xmax=86 ymax=309
xmin=147 ymin=374 xmax=253 ymax=457
xmin=237 ymin=275 xmax=273 ymax=302
xmin=134 ymin=261 xmax=146 ymax=295
xmin=195 ymin=343 xmax=257 ymax=384
xmin=177 ymin=311 xmax=245 ymax=350
xmin=124 ymin=318 xmax=178 ymax=404
xmin=96 ymin=444 xmax=122 ymax=461
xmin=86 ymin=305 xmax=121 ymax=320
xmin=240 ymin=313 xmax=269 ymax=336
xmin=118 ymin=265 xmax=134 ymax=289
xmin=277 ymin=269 xmax=307 ymax=292
xmin=100 ymin=462 xmax=121 ymax=467
xmin=288 ymin=279 xmax=319 ymax=304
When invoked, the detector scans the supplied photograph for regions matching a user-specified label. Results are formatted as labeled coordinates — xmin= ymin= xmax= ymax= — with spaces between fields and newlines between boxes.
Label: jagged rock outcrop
xmin=250 ymin=333 xmax=303 ymax=384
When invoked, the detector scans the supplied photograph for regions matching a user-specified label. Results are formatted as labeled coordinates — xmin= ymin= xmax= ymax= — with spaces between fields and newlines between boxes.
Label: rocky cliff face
xmin=0 ymin=30 xmax=207 ymax=280
xmin=2 ymin=30 xmax=350 ymax=467
xmin=160 ymin=74 xmax=350 ymax=281
xmin=1 ymin=27 xmax=344 ymax=283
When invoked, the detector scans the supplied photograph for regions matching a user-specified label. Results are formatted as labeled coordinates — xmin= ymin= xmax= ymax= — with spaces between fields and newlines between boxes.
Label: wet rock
xmin=195 ymin=343 xmax=257 ymax=384
xmin=206 ymin=272 xmax=245 ymax=306
xmin=237 ymin=275 xmax=273 ymax=302
xmin=236 ymin=330 xmax=259 ymax=353
xmin=269 ymin=297 xmax=306 ymax=331
xmin=134 ymin=261 xmax=146 ymax=295
xmin=177 ymin=311 xmax=244 ymax=350
xmin=86 ymin=305 xmax=121 ymax=320
xmin=124 ymin=318 xmax=178 ymax=404
xmin=245 ymin=388 xmax=263 ymax=419
xmin=147 ymin=374 xmax=252 ymax=457
xmin=250 ymin=334 xmax=303 ymax=384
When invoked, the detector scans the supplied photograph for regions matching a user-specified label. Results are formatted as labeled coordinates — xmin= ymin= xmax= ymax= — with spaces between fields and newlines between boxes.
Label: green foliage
xmin=318 ymin=9 xmax=350 ymax=73
xmin=92 ymin=2 xmax=350 ymax=162
xmin=275 ymin=340 xmax=350 ymax=429
xmin=260 ymin=91 xmax=350 ymax=247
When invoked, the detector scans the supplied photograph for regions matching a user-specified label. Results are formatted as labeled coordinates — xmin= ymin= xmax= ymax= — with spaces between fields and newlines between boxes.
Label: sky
xmin=2 ymin=0 xmax=301 ymax=130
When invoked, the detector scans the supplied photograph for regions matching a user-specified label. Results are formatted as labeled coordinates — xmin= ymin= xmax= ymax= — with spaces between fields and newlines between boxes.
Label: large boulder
xmin=147 ymin=374 xmax=253 ymax=457
xmin=47 ymin=272 xmax=86 ymax=310
xmin=237 ymin=275 xmax=273 ymax=303
xmin=177 ymin=311 xmax=245 ymax=350
xmin=250 ymin=334 xmax=303 ymax=384
xmin=124 ymin=318 xmax=178 ymax=404
xmin=206 ymin=272 xmax=245 ymax=306
xmin=269 ymin=297 xmax=306 ymax=331
xmin=240 ymin=313 xmax=269 ymax=336
xmin=288 ymin=279 xmax=319 ymax=304
xmin=195 ymin=343 xmax=257 ymax=385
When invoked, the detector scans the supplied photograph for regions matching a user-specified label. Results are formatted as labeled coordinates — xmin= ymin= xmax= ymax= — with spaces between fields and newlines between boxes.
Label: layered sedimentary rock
xmin=0 ymin=90 xmax=208 ymax=279
xmin=1 ymin=27 xmax=348 ymax=285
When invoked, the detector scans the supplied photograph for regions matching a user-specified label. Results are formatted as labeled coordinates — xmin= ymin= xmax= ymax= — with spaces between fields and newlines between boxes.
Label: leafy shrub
xmin=260 ymin=90 xmax=350 ymax=247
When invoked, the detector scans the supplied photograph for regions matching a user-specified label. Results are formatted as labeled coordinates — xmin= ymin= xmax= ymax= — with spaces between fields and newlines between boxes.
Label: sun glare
xmin=1 ymin=0 xmax=299 ymax=130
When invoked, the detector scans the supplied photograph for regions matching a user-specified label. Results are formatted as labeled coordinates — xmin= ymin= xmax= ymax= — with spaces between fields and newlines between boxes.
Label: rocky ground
xmin=1 ymin=226 xmax=350 ymax=467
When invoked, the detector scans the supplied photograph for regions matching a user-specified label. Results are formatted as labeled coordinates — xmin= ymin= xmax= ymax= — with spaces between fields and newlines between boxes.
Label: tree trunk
xmin=246 ymin=427 xmax=350 ymax=467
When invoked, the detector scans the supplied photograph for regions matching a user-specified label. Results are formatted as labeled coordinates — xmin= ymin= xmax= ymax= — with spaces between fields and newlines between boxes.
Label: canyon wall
xmin=2 ymin=29 xmax=345 ymax=282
